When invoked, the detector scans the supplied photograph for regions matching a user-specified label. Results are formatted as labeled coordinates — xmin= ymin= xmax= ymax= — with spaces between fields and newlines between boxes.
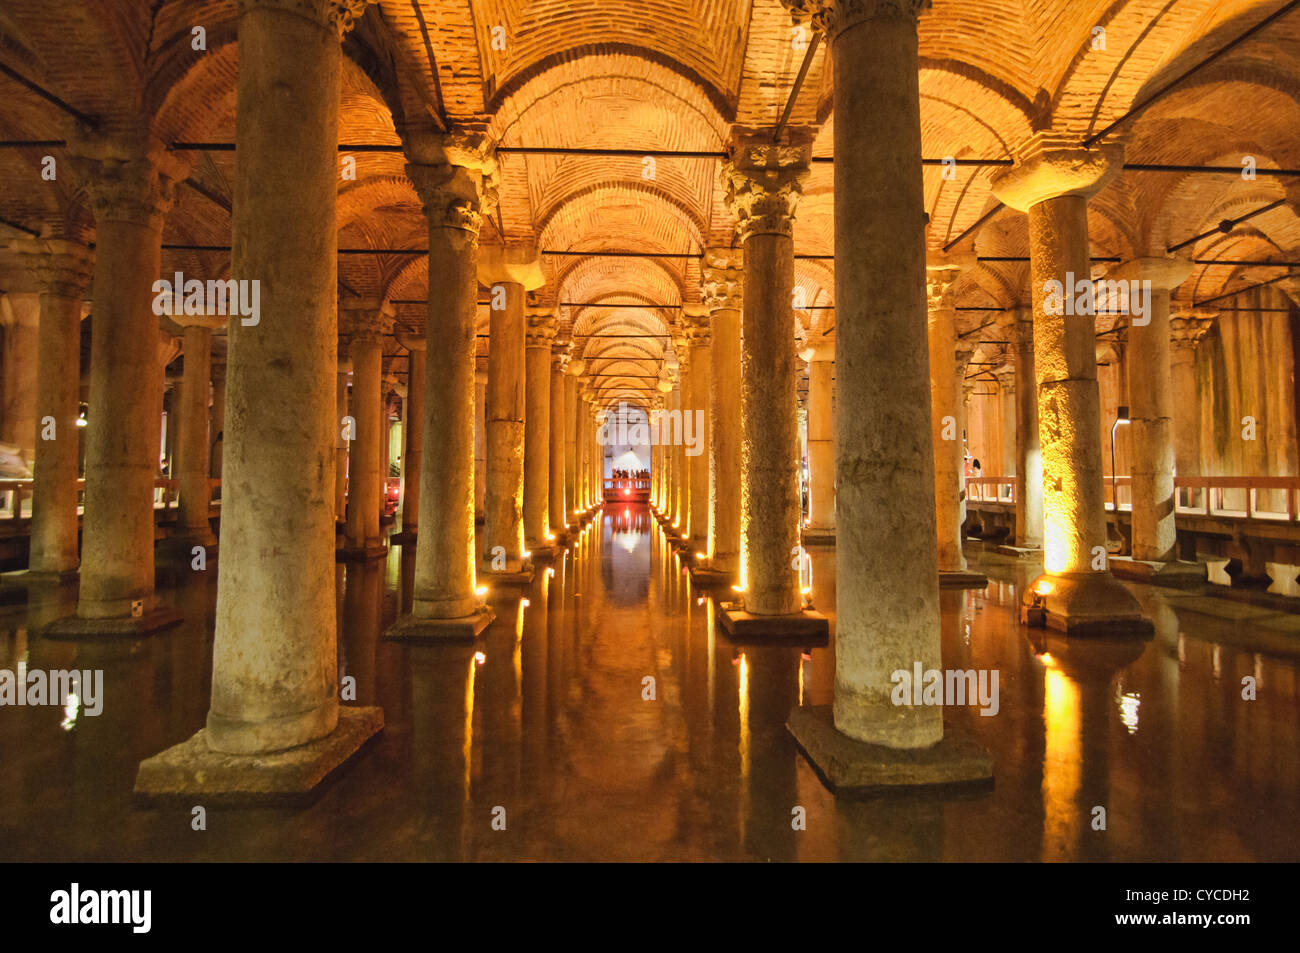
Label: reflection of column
xmin=49 ymin=134 xmax=188 ymax=634
xmin=335 ymin=351 xmax=351 ymax=523
xmin=993 ymin=135 xmax=1148 ymax=633
xmin=549 ymin=348 xmax=568 ymax=536
xmin=13 ymin=237 xmax=93 ymax=577
xmin=339 ymin=298 xmax=393 ymax=558
xmin=174 ymin=316 xmax=221 ymax=546
xmin=1110 ymin=258 xmax=1191 ymax=562
xmin=723 ymin=131 xmax=808 ymax=616
xmin=805 ymin=339 xmax=835 ymax=535
xmin=702 ymin=248 xmax=743 ymax=573
xmin=682 ymin=306 xmax=711 ymax=552
xmin=389 ymin=138 xmax=496 ymax=635
xmin=523 ymin=310 xmax=556 ymax=552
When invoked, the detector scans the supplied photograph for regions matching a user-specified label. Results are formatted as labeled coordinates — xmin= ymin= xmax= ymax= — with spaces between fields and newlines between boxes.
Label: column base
xmin=171 ymin=527 xmax=218 ymax=549
xmin=525 ymin=543 xmax=558 ymax=561
xmin=43 ymin=606 xmax=183 ymax=640
xmin=1109 ymin=556 xmax=1207 ymax=589
xmin=688 ymin=563 xmax=737 ymax=588
xmin=479 ymin=565 xmax=535 ymax=585
xmin=939 ymin=569 xmax=989 ymax=589
xmin=718 ymin=603 xmax=829 ymax=643
xmin=1021 ymin=571 xmax=1153 ymax=637
xmin=134 ymin=706 xmax=383 ymax=804
xmin=787 ymin=705 xmax=993 ymax=796
xmin=389 ymin=529 xmax=418 ymax=545
xmin=1 ymin=568 xmax=79 ymax=588
xmin=802 ymin=527 xmax=836 ymax=547
xmin=336 ymin=542 xmax=388 ymax=561
xmin=385 ymin=605 xmax=495 ymax=642
xmin=993 ymin=544 xmax=1043 ymax=559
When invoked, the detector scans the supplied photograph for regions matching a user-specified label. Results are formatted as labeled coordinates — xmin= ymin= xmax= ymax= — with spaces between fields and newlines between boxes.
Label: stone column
xmin=335 ymin=351 xmax=351 ymax=523
xmin=136 ymin=0 xmax=384 ymax=785
xmin=721 ymin=131 xmax=810 ymax=621
xmin=474 ymin=368 xmax=487 ymax=521
xmin=210 ymin=359 xmax=226 ymax=482
xmin=682 ymin=306 xmax=711 ymax=552
xmin=549 ymin=348 xmax=568 ymax=536
xmin=804 ymin=338 xmax=835 ymax=538
xmin=578 ymin=392 xmax=593 ymax=511
xmin=13 ymin=237 xmax=93 ymax=578
xmin=395 ymin=333 xmax=425 ymax=542
xmin=1109 ymin=257 xmax=1192 ymax=563
xmin=1170 ymin=311 xmax=1212 ymax=490
xmin=523 ymin=309 xmax=556 ymax=553
xmin=479 ymin=248 xmax=544 ymax=578
xmin=339 ymin=297 xmax=393 ymax=559
xmin=174 ymin=316 xmax=222 ymax=546
xmin=0 ymin=293 xmax=39 ymax=468
xmin=564 ymin=362 xmax=581 ymax=519
xmin=665 ymin=381 xmax=682 ymax=529
xmin=386 ymin=134 xmax=497 ymax=637
xmin=993 ymin=135 xmax=1148 ymax=634
xmin=999 ymin=307 xmax=1044 ymax=548
xmin=46 ymin=136 xmax=188 ymax=636
xmin=701 ymin=248 xmax=743 ymax=574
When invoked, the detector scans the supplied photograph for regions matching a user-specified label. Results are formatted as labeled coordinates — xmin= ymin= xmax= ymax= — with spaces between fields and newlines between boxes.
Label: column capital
xmin=1170 ymin=311 xmax=1215 ymax=350
xmin=552 ymin=348 xmax=569 ymax=371
xmin=339 ymin=297 xmax=395 ymax=341
xmin=991 ymin=134 xmax=1123 ymax=212
xmin=1106 ymin=256 xmax=1192 ymax=292
xmin=172 ymin=313 xmax=228 ymax=331
xmin=701 ymin=246 xmax=743 ymax=311
xmin=396 ymin=331 xmax=426 ymax=352
xmin=68 ymin=134 xmax=190 ymax=230
xmin=782 ymin=0 xmax=931 ymax=39
xmin=525 ymin=309 xmax=557 ymax=347
xmin=802 ymin=336 xmax=835 ymax=362
xmin=405 ymin=131 xmax=499 ymax=236
xmin=681 ymin=304 xmax=711 ymax=346
xmin=478 ymin=245 xmax=546 ymax=290
xmin=925 ymin=251 xmax=975 ymax=310
xmin=235 ymin=0 xmax=377 ymax=38
xmin=10 ymin=236 xmax=94 ymax=299
xmin=723 ymin=131 xmax=812 ymax=242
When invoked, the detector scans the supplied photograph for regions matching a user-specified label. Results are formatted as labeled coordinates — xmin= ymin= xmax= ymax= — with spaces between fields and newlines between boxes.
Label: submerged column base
xmin=1108 ymin=556 xmax=1207 ymax=590
xmin=134 ymin=706 xmax=383 ymax=804
xmin=43 ymin=606 xmax=182 ymax=639
xmin=787 ymin=705 xmax=993 ymax=796
xmin=939 ymin=569 xmax=989 ymax=589
xmin=1022 ymin=571 xmax=1153 ymax=636
xmin=385 ymin=605 xmax=495 ymax=642
xmin=717 ymin=602 xmax=829 ymax=642
xmin=336 ymin=541 xmax=388 ymax=561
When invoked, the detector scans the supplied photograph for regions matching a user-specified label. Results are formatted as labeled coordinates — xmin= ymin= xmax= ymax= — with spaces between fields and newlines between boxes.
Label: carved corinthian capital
xmin=723 ymin=132 xmax=812 ymax=242
xmin=700 ymin=247 xmax=743 ymax=311
xmin=235 ymin=0 xmax=376 ymax=38
xmin=405 ymin=130 xmax=500 ymax=236
xmin=781 ymin=0 xmax=931 ymax=39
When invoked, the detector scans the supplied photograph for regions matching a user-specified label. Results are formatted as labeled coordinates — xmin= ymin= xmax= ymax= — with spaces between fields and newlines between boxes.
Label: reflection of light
xmin=474 ymin=651 xmax=486 ymax=665
xmin=1116 ymin=685 xmax=1140 ymax=735
xmin=545 ymin=567 xmax=554 ymax=578
xmin=475 ymin=586 xmax=488 ymax=596
xmin=1038 ymin=652 xmax=1055 ymax=668
xmin=545 ymin=533 xmax=554 ymax=540
xmin=520 ymin=598 xmax=530 ymax=608
xmin=1211 ymin=644 xmax=1221 ymax=679
xmin=522 ymin=550 xmax=531 ymax=559
xmin=61 ymin=693 xmax=80 ymax=731
xmin=801 ymin=586 xmax=812 ymax=595
xmin=696 ymin=596 xmax=704 ymax=605
xmin=696 ymin=552 xmax=706 ymax=559
xmin=1042 ymin=666 xmax=1081 ymax=858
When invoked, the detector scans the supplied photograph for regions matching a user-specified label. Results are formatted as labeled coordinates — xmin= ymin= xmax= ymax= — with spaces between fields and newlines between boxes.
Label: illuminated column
xmin=396 ymin=333 xmax=425 ymax=541
xmin=682 ymin=305 xmax=711 ymax=552
xmin=210 ymin=359 xmax=226 ymax=481
xmin=581 ymin=392 xmax=595 ymax=510
xmin=335 ymin=350 xmax=351 ymax=524
xmin=339 ymin=297 xmax=393 ymax=558
xmin=564 ymin=361 xmax=580 ymax=518
xmin=479 ymin=250 xmax=543 ymax=577
xmin=722 ymin=130 xmax=810 ymax=620
xmin=804 ymin=338 xmax=835 ymax=536
xmin=1109 ymin=258 xmax=1191 ymax=563
xmin=474 ymin=368 xmax=486 ymax=521
xmin=702 ymin=248 xmax=743 ymax=574
xmin=13 ymin=236 xmax=93 ymax=578
xmin=523 ymin=309 xmax=556 ymax=553
xmin=46 ymin=135 xmax=188 ymax=636
xmin=993 ymin=135 xmax=1149 ymax=633
xmin=387 ymin=135 xmax=496 ymax=636
xmin=665 ymin=380 xmax=682 ymax=529
xmin=0 ymin=293 xmax=39 ymax=468
xmin=136 ymin=0 xmax=383 ymax=788
xmin=549 ymin=348 xmax=568 ymax=535
xmin=174 ymin=315 xmax=222 ymax=546
xmin=1001 ymin=307 xmax=1043 ymax=548
xmin=1170 ymin=312 xmax=1212 ymax=487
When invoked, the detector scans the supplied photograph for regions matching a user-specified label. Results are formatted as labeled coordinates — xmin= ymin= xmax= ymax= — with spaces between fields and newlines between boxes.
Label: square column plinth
xmin=939 ymin=569 xmax=989 ymax=590
xmin=788 ymin=705 xmax=993 ymax=796
xmin=43 ymin=606 xmax=183 ymax=639
xmin=384 ymin=606 xmax=495 ymax=642
xmin=718 ymin=602 xmax=829 ymax=643
xmin=135 ymin=706 xmax=383 ymax=804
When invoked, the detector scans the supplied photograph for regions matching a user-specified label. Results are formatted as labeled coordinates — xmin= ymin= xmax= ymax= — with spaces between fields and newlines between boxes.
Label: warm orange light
xmin=475 ymin=585 xmax=488 ymax=596
xmin=545 ymin=567 xmax=555 ymax=578
xmin=1035 ymin=580 xmax=1053 ymax=596
xmin=520 ymin=598 xmax=531 ymax=608
xmin=801 ymin=586 xmax=812 ymax=595
xmin=474 ymin=651 xmax=487 ymax=665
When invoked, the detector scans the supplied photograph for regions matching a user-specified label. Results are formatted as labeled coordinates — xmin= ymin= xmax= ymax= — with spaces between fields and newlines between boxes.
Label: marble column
xmin=523 ymin=310 xmax=556 ymax=553
xmin=682 ymin=306 xmax=711 ymax=553
xmin=701 ymin=248 xmax=743 ymax=574
xmin=13 ymin=237 xmax=93 ymax=578
xmin=210 ymin=359 xmax=226 ymax=482
xmin=47 ymin=135 xmax=188 ymax=635
xmin=174 ymin=316 xmax=221 ymax=546
xmin=395 ymin=333 xmax=425 ymax=542
xmin=1000 ymin=307 xmax=1044 ymax=548
xmin=335 ymin=351 xmax=351 ymax=524
xmin=549 ymin=348 xmax=568 ymax=537
xmin=665 ymin=381 xmax=682 ymax=529
xmin=564 ymin=362 xmax=581 ymax=519
xmin=474 ymin=368 xmax=487 ymax=521
xmin=578 ymin=392 xmax=593 ymax=511
xmin=138 ymin=0 xmax=384 ymax=780
xmin=805 ymin=339 xmax=835 ymax=536
xmin=339 ymin=297 xmax=393 ymax=558
xmin=0 ymin=293 xmax=39 ymax=468
xmin=926 ymin=259 xmax=974 ymax=576
xmin=1170 ymin=312 xmax=1212 ymax=491
xmin=993 ymin=135 xmax=1149 ymax=633
xmin=1109 ymin=257 xmax=1192 ymax=562
xmin=480 ymin=248 xmax=544 ymax=577
xmin=722 ymin=131 xmax=810 ymax=619
xmin=388 ymin=135 xmax=497 ymax=636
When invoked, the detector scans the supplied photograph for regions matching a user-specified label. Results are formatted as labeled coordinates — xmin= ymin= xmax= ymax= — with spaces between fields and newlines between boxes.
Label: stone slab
xmin=43 ymin=606 xmax=183 ymax=640
xmin=526 ymin=544 xmax=558 ymax=561
xmin=801 ymin=531 xmax=836 ymax=547
xmin=388 ymin=529 xmax=418 ymax=545
xmin=384 ymin=606 xmax=494 ymax=642
xmin=787 ymin=705 xmax=994 ymax=796
xmin=1109 ymin=556 xmax=1207 ymax=589
xmin=993 ymin=544 xmax=1043 ymax=559
xmin=336 ymin=543 xmax=388 ymax=561
xmin=480 ymin=567 xmax=535 ymax=585
xmin=134 ymin=706 xmax=384 ymax=804
xmin=687 ymin=565 xmax=736 ymax=588
xmin=939 ymin=570 xmax=989 ymax=589
xmin=718 ymin=605 xmax=829 ymax=643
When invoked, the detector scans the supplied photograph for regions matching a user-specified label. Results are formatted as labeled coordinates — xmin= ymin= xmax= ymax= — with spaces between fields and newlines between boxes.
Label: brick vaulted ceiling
xmin=1 ymin=0 xmax=1299 ymax=406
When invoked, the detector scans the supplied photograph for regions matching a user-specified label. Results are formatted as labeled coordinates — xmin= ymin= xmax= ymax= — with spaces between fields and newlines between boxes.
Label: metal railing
xmin=0 ymin=478 xmax=222 ymax=521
